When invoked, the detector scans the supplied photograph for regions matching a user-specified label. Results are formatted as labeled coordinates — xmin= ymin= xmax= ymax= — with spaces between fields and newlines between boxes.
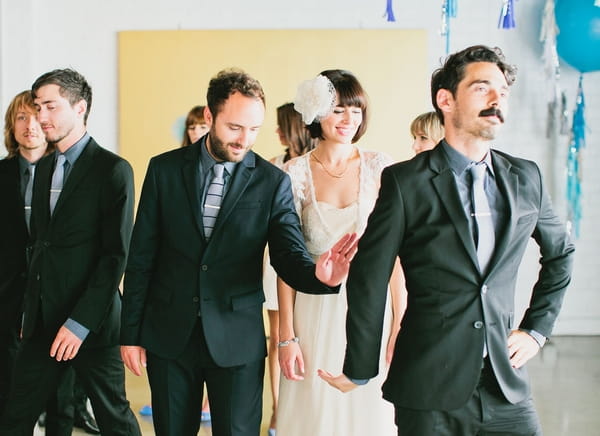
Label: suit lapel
xmin=182 ymin=142 xmax=205 ymax=237
xmin=429 ymin=148 xmax=479 ymax=269
xmin=212 ymin=151 xmax=256 ymax=238
xmin=488 ymin=151 xmax=518 ymax=274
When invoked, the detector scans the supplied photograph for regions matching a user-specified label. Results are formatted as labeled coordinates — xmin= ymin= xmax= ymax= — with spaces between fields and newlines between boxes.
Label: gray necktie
xmin=50 ymin=154 xmax=66 ymax=215
xmin=24 ymin=164 xmax=35 ymax=231
xmin=203 ymin=163 xmax=226 ymax=240
xmin=470 ymin=163 xmax=495 ymax=274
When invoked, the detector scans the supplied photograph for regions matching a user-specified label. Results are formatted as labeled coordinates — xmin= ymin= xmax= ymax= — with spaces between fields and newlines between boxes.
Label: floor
xmin=33 ymin=336 xmax=599 ymax=436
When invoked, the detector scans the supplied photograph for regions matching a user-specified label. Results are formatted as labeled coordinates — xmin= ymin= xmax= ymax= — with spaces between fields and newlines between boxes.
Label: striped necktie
xmin=24 ymin=164 xmax=35 ymax=231
xmin=203 ymin=163 xmax=226 ymax=240
xmin=50 ymin=154 xmax=66 ymax=215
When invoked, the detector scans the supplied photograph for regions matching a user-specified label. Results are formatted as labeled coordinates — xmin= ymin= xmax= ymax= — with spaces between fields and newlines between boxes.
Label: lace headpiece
xmin=293 ymin=75 xmax=336 ymax=125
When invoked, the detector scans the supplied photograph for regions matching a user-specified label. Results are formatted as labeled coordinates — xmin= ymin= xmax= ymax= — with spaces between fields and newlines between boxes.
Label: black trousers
xmin=394 ymin=359 xmax=543 ymax=436
xmin=0 ymin=329 xmax=141 ymax=436
xmin=147 ymin=319 xmax=264 ymax=436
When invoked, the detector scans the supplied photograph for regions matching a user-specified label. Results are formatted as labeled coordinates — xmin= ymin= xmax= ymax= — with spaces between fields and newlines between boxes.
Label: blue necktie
xmin=470 ymin=163 xmax=495 ymax=274
xmin=50 ymin=154 xmax=66 ymax=215
xmin=203 ymin=163 xmax=226 ymax=240
xmin=24 ymin=164 xmax=35 ymax=231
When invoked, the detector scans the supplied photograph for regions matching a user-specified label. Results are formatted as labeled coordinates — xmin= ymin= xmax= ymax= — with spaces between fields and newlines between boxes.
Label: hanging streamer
xmin=566 ymin=75 xmax=586 ymax=238
xmin=384 ymin=0 xmax=396 ymax=22
xmin=498 ymin=0 xmax=516 ymax=29
xmin=540 ymin=0 xmax=562 ymax=138
xmin=441 ymin=0 xmax=458 ymax=54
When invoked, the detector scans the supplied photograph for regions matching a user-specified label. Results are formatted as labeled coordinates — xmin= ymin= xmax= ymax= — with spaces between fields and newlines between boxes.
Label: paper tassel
xmin=498 ymin=0 xmax=516 ymax=29
xmin=441 ymin=0 xmax=458 ymax=54
xmin=540 ymin=0 xmax=563 ymax=138
xmin=566 ymin=75 xmax=586 ymax=238
xmin=384 ymin=0 xmax=396 ymax=22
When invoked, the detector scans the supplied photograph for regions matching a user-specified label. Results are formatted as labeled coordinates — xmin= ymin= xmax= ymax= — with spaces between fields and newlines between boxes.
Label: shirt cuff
xmin=347 ymin=376 xmax=369 ymax=386
xmin=64 ymin=318 xmax=90 ymax=341
xmin=521 ymin=329 xmax=546 ymax=348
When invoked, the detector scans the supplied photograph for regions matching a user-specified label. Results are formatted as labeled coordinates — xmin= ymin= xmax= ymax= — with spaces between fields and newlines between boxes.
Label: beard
xmin=206 ymin=126 xmax=251 ymax=163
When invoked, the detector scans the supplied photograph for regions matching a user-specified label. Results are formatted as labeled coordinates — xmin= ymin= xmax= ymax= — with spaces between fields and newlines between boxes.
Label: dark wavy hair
xmin=206 ymin=68 xmax=265 ymax=118
xmin=430 ymin=45 xmax=517 ymax=123
xmin=32 ymin=68 xmax=93 ymax=124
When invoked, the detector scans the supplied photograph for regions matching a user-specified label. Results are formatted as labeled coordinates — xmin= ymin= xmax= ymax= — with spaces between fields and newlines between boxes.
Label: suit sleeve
xmin=120 ymin=159 xmax=160 ymax=345
xmin=343 ymin=167 xmax=405 ymax=379
xmin=70 ymin=159 xmax=134 ymax=333
xmin=267 ymin=172 xmax=339 ymax=295
xmin=519 ymin=164 xmax=575 ymax=337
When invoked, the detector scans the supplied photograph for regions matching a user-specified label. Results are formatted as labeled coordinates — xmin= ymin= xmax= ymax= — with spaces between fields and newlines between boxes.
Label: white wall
xmin=1 ymin=0 xmax=598 ymax=334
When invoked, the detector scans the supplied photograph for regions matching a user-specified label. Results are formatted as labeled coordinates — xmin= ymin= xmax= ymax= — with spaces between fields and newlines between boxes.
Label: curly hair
xmin=206 ymin=68 xmax=265 ymax=117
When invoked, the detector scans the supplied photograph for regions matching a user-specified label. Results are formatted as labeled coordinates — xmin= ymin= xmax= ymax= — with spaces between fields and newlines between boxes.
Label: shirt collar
xmin=18 ymin=154 xmax=37 ymax=175
xmin=441 ymin=140 xmax=495 ymax=178
xmin=60 ymin=132 xmax=90 ymax=166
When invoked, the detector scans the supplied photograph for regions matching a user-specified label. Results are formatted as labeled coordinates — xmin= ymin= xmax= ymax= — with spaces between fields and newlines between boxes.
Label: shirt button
xmin=481 ymin=285 xmax=488 ymax=294
xmin=192 ymin=297 xmax=199 ymax=303
xmin=473 ymin=321 xmax=484 ymax=329
xmin=201 ymin=265 xmax=208 ymax=271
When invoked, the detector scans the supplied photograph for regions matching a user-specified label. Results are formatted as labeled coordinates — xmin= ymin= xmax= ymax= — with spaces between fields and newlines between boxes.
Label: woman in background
xmin=277 ymin=70 xmax=406 ymax=436
xmin=409 ymin=110 xmax=444 ymax=155
xmin=181 ymin=105 xmax=209 ymax=147
xmin=263 ymin=102 xmax=316 ymax=436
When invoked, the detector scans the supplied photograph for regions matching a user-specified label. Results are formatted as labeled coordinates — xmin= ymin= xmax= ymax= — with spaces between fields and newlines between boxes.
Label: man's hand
xmin=317 ymin=370 xmax=359 ymax=393
xmin=279 ymin=342 xmax=305 ymax=381
xmin=508 ymin=330 xmax=540 ymax=369
xmin=315 ymin=233 xmax=359 ymax=286
xmin=121 ymin=345 xmax=147 ymax=376
xmin=50 ymin=326 xmax=83 ymax=361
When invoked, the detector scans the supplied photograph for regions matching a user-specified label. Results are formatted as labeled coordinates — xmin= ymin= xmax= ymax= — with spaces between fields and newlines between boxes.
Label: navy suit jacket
xmin=343 ymin=145 xmax=574 ymax=410
xmin=24 ymin=139 xmax=134 ymax=347
xmin=121 ymin=139 xmax=337 ymax=366
xmin=0 ymin=157 xmax=28 ymax=333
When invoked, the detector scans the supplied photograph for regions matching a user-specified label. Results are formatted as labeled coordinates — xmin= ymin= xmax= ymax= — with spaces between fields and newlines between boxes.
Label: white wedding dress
xmin=277 ymin=148 xmax=397 ymax=436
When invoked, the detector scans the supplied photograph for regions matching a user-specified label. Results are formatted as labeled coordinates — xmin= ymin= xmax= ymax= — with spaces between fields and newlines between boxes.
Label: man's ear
xmin=435 ymin=88 xmax=453 ymax=115
xmin=75 ymin=99 xmax=87 ymax=119
xmin=204 ymin=106 xmax=213 ymax=125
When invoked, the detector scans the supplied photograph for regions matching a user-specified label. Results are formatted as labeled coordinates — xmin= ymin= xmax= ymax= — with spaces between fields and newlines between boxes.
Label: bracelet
xmin=277 ymin=337 xmax=299 ymax=348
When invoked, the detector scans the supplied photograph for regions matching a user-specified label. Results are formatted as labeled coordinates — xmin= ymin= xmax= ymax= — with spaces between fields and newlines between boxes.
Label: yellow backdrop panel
xmin=118 ymin=29 xmax=428 ymax=198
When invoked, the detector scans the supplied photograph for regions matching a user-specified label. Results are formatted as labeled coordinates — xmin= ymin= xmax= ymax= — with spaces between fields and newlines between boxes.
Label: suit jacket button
xmin=192 ymin=297 xmax=199 ymax=303
xmin=201 ymin=265 xmax=208 ymax=271
xmin=473 ymin=321 xmax=484 ymax=329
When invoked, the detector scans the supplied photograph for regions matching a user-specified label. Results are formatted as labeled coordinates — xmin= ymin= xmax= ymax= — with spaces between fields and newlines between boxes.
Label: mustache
xmin=479 ymin=107 xmax=504 ymax=123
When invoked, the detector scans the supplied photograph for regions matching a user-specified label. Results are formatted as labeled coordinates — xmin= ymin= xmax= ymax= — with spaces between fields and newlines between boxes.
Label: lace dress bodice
xmin=284 ymin=147 xmax=393 ymax=258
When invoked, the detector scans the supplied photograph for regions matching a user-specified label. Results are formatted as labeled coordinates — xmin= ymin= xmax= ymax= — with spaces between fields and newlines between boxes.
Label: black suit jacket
xmin=0 ymin=157 xmax=28 ymax=333
xmin=343 ymin=145 xmax=574 ymax=410
xmin=24 ymin=139 xmax=134 ymax=347
xmin=121 ymin=139 xmax=337 ymax=366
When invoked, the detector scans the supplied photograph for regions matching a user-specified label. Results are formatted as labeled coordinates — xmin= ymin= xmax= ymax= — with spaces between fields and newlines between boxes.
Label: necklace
xmin=310 ymin=151 xmax=353 ymax=179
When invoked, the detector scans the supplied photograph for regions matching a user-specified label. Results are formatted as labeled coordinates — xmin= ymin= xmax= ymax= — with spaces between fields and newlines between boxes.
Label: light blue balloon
xmin=555 ymin=0 xmax=600 ymax=73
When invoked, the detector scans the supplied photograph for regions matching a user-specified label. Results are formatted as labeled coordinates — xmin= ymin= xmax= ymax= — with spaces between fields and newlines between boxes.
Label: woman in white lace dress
xmin=277 ymin=70 xmax=406 ymax=436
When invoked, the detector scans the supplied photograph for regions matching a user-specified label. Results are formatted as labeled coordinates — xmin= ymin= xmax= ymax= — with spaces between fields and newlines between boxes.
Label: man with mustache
xmin=321 ymin=45 xmax=574 ymax=435
xmin=120 ymin=68 xmax=357 ymax=436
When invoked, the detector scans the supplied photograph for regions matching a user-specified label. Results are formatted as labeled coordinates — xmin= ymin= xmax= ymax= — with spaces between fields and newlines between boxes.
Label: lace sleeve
xmin=282 ymin=154 xmax=311 ymax=219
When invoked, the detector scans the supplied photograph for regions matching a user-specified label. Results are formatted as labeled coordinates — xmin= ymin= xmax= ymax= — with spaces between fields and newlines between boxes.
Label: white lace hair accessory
xmin=293 ymin=75 xmax=337 ymax=125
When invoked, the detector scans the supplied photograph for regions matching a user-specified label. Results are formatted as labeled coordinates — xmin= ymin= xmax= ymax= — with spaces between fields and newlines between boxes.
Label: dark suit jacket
xmin=121 ymin=139 xmax=337 ymax=367
xmin=343 ymin=145 xmax=574 ymax=410
xmin=0 ymin=157 xmax=28 ymax=333
xmin=23 ymin=138 xmax=134 ymax=348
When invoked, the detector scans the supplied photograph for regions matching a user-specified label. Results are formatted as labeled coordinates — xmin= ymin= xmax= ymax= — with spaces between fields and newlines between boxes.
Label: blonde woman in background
xmin=409 ymin=111 xmax=444 ymax=155
xmin=263 ymin=102 xmax=316 ymax=436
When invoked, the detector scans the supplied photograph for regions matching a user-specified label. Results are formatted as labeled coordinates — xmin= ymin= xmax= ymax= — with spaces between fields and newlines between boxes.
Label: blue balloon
xmin=555 ymin=0 xmax=600 ymax=73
